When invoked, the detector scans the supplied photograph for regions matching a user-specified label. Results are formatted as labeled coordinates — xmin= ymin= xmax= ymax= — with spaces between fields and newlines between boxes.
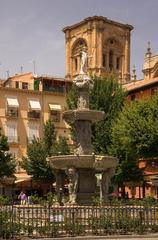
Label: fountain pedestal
xmin=77 ymin=169 xmax=96 ymax=204
xmin=48 ymin=74 xmax=118 ymax=205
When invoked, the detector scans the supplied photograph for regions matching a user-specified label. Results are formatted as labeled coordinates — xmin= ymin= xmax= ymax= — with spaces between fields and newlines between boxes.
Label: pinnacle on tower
xmin=145 ymin=41 xmax=152 ymax=58
xmin=132 ymin=64 xmax=137 ymax=81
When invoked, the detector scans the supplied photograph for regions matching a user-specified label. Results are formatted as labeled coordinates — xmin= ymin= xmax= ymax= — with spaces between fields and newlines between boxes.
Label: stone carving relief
xmin=101 ymin=168 xmax=115 ymax=203
xmin=80 ymin=50 xmax=88 ymax=74
xmin=77 ymin=95 xmax=88 ymax=109
xmin=66 ymin=167 xmax=78 ymax=204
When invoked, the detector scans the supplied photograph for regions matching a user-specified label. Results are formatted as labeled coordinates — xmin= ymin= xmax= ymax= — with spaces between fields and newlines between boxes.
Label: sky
xmin=0 ymin=0 xmax=158 ymax=80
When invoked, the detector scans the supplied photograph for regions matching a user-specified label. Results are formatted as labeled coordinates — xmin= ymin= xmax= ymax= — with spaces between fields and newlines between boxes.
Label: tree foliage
xmin=22 ymin=119 xmax=70 ymax=183
xmin=22 ymin=138 xmax=53 ymax=183
xmin=43 ymin=118 xmax=57 ymax=156
xmin=56 ymin=136 xmax=71 ymax=155
xmin=110 ymin=96 xmax=158 ymax=184
xmin=0 ymin=129 xmax=16 ymax=178
xmin=90 ymin=76 xmax=126 ymax=154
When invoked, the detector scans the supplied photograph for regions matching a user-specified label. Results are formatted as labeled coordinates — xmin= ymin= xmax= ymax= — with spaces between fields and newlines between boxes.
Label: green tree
xmin=56 ymin=136 xmax=71 ymax=155
xmin=43 ymin=119 xmax=57 ymax=156
xmin=110 ymin=96 xmax=158 ymax=185
xmin=22 ymin=138 xmax=53 ymax=183
xmin=90 ymin=76 xmax=125 ymax=154
xmin=22 ymin=119 xmax=70 ymax=183
xmin=0 ymin=129 xmax=16 ymax=178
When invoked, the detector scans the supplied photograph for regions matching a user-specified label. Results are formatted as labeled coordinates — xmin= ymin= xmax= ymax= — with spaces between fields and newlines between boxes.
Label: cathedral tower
xmin=63 ymin=16 xmax=133 ymax=83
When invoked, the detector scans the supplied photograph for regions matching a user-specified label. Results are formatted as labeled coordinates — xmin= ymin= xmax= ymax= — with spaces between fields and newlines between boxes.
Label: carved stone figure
xmin=53 ymin=170 xmax=64 ymax=205
xmin=80 ymin=50 xmax=88 ymax=74
xmin=101 ymin=168 xmax=115 ymax=203
xmin=66 ymin=167 xmax=78 ymax=204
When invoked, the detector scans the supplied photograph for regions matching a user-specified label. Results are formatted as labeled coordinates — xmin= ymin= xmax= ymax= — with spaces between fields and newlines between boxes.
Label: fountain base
xmin=48 ymin=154 xmax=118 ymax=204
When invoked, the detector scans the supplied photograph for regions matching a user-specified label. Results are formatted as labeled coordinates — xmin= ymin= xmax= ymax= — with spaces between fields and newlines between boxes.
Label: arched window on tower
xmin=104 ymin=38 xmax=122 ymax=74
xmin=116 ymin=57 xmax=120 ymax=70
xmin=75 ymin=58 xmax=78 ymax=73
xmin=109 ymin=50 xmax=113 ymax=71
xmin=102 ymin=53 xmax=106 ymax=67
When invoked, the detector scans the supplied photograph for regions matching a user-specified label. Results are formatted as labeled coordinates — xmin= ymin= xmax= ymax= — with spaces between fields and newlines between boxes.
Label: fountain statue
xmin=48 ymin=50 xmax=118 ymax=205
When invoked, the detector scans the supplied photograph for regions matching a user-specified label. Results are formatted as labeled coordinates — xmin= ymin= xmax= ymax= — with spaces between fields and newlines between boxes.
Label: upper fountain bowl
xmin=63 ymin=109 xmax=104 ymax=123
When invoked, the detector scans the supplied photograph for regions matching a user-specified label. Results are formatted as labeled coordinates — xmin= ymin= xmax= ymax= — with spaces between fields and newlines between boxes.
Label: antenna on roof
xmin=6 ymin=70 xmax=10 ymax=78
xmin=30 ymin=60 xmax=36 ymax=74
xmin=20 ymin=66 xmax=23 ymax=74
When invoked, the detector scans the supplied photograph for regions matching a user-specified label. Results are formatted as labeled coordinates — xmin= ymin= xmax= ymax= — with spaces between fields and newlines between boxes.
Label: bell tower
xmin=63 ymin=16 xmax=133 ymax=83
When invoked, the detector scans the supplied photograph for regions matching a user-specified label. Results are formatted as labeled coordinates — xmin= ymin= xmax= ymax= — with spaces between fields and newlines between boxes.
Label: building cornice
xmin=62 ymin=15 xmax=133 ymax=33
xmin=125 ymin=78 xmax=158 ymax=94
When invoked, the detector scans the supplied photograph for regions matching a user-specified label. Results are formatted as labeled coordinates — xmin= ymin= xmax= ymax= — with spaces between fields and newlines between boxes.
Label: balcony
xmin=7 ymin=135 xmax=19 ymax=144
xmin=28 ymin=110 xmax=40 ymax=119
xmin=6 ymin=108 xmax=18 ymax=118
xmin=43 ymin=86 xmax=65 ymax=93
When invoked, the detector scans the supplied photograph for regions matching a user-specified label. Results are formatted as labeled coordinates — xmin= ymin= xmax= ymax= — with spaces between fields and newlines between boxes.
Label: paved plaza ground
xmin=34 ymin=234 xmax=158 ymax=240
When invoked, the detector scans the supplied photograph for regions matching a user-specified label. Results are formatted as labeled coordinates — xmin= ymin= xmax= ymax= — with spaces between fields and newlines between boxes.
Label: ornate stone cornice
xmin=62 ymin=15 xmax=133 ymax=33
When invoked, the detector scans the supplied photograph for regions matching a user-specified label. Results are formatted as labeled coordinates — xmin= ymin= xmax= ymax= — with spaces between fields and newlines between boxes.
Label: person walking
xmin=18 ymin=191 xmax=28 ymax=205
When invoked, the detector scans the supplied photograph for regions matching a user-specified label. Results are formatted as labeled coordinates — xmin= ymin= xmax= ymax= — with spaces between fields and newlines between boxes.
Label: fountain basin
xmin=63 ymin=110 xmax=104 ymax=123
xmin=48 ymin=154 xmax=118 ymax=171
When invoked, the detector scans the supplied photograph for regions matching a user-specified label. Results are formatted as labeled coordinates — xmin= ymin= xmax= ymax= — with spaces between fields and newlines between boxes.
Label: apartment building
xmin=0 ymin=72 xmax=72 ymax=194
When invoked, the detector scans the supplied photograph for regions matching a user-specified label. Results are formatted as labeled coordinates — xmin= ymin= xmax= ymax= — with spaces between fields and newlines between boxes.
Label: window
xmin=28 ymin=125 xmax=39 ymax=143
xmin=28 ymin=99 xmax=41 ymax=119
xmin=22 ymin=82 xmax=28 ymax=89
xmin=50 ymin=110 xmax=60 ymax=122
xmin=155 ymin=187 xmax=158 ymax=198
xmin=75 ymin=58 xmax=78 ymax=72
xmin=6 ymin=97 xmax=19 ymax=118
xmin=15 ymin=82 xmax=19 ymax=88
xmin=102 ymin=53 xmax=106 ymax=67
xmin=29 ymin=99 xmax=41 ymax=110
xmin=6 ymin=123 xmax=18 ymax=143
xmin=109 ymin=50 xmax=113 ymax=71
xmin=116 ymin=57 xmax=120 ymax=70
xmin=49 ymin=104 xmax=61 ymax=122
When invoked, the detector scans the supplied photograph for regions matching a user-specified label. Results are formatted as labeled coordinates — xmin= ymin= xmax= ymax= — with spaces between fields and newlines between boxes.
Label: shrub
xmin=64 ymin=218 xmax=85 ymax=236
xmin=141 ymin=196 xmax=157 ymax=206
xmin=0 ymin=209 xmax=21 ymax=239
xmin=0 ymin=196 xmax=10 ymax=205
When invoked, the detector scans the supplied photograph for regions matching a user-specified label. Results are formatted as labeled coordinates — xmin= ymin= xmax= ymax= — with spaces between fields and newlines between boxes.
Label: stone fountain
xmin=48 ymin=51 xmax=118 ymax=205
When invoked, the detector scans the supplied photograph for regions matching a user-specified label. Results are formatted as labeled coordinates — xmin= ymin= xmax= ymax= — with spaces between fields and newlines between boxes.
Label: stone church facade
xmin=63 ymin=16 xmax=133 ymax=83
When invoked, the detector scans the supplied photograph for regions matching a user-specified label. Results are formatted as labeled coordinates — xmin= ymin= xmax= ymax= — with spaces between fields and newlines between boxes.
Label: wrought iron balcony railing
xmin=6 ymin=108 xmax=18 ymax=118
xmin=28 ymin=111 xmax=40 ymax=119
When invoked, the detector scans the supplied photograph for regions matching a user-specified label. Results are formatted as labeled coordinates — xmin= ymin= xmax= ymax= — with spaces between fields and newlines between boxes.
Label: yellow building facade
xmin=0 ymin=72 xmax=72 ymax=193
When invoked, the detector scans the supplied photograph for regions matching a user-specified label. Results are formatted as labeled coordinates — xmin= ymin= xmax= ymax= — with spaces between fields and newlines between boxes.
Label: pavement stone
xmin=33 ymin=234 xmax=158 ymax=240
